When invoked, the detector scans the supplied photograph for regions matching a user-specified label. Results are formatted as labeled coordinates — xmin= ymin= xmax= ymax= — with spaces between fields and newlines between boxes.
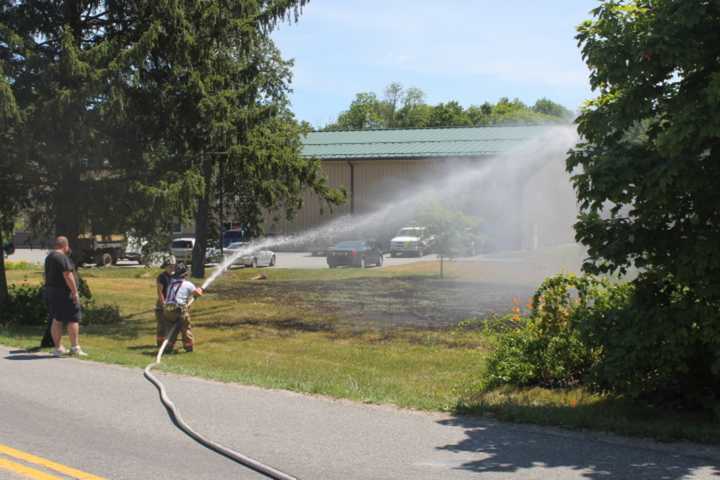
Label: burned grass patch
xmin=210 ymin=275 xmax=536 ymax=329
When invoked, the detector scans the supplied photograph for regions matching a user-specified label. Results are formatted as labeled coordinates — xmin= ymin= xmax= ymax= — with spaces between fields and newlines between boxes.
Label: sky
xmin=273 ymin=0 xmax=599 ymax=128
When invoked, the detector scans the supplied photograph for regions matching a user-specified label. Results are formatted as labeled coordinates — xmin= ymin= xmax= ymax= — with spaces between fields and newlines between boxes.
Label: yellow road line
xmin=0 ymin=458 xmax=63 ymax=480
xmin=0 ymin=444 xmax=106 ymax=480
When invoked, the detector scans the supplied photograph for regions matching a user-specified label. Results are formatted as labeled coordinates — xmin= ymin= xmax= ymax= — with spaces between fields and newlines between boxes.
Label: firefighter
xmin=161 ymin=262 xmax=203 ymax=353
xmin=155 ymin=256 xmax=176 ymax=348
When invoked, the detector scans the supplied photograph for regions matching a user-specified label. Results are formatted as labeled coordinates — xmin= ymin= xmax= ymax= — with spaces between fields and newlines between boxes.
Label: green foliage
xmin=416 ymin=200 xmax=479 ymax=258
xmin=324 ymin=83 xmax=572 ymax=130
xmin=532 ymin=97 xmax=573 ymax=118
xmin=0 ymin=282 xmax=117 ymax=327
xmin=3 ymin=261 xmax=35 ymax=271
xmin=560 ymin=0 xmax=720 ymax=413
xmin=582 ymin=272 xmax=720 ymax=410
xmin=1 ymin=1 xmax=342 ymax=279
xmin=569 ymin=1 xmax=720 ymax=299
xmin=0 ymin=284 xmax=47 ymax=326
xmin=329 ymin=92 xmax=386 ymax=130
xmin=484 ymin=275 xmax=623 ymax=389
xmin=483 ymin=272 xmax=720 ymax=412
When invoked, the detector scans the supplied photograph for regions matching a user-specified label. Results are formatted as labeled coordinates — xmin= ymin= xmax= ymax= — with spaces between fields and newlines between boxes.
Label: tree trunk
xmin=56 ymin=1 xmax=83 ymax=263
xmin=55 ymin=176 xmax=82 ymax=265
xmin=440 ymin=255 xmax=444 ymax=279
xmin=191 ymin=161 xmax=213 ymax=279
xmin=0 ymin=229 xmax=8 ymax=307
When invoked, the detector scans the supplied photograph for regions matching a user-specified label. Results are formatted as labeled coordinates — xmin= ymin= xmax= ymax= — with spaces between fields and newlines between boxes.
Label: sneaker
xmin=52 ymin=346 xmax=68 ymax=357
xmin=69 ymin=346 xmax=88 ymax=357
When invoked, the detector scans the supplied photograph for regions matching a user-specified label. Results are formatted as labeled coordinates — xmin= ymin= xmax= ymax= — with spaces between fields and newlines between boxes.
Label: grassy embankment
xmin=2 ymin=253 xmax=718 ymax=443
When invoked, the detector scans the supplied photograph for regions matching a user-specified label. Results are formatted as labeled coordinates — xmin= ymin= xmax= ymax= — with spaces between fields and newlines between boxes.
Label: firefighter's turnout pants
xmin=156 ymin=303 xmax=194 ymax=352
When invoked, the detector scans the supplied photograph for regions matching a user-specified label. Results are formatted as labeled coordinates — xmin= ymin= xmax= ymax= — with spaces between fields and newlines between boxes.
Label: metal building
xmin=264 ymin=125 xmax=577 ymax=250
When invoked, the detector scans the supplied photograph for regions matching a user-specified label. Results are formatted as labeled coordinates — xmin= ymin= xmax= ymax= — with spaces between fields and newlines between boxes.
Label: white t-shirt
xmin=165 ymin=279 xmax=197 ymax=306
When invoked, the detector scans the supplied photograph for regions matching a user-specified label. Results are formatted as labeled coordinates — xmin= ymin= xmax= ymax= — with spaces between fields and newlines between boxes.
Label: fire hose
xmin=144 ymin=298 xmax=299 ymax=480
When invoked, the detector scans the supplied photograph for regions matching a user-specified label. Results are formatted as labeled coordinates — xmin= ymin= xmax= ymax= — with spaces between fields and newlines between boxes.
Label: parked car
xmin=223 ymin=241 xmax=276 ymax=268
xmin=170 ymin=237 xmax=223 ymax=265
xmin=305 ymin=232 xmax=339 ymax=256
xmin=389 ymin=226 xmax=434 ymax=257
xmin=327 ymin=240 xmax=383 ymax=268
xmin=222 ymin=228 xmax=248 ymax=248
xmin=170 ymin=237 xmax=195 ymax=264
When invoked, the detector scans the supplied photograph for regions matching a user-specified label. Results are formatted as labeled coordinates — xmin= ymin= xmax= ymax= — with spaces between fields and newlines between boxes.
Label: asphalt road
xmin=1 ymin=345 xmax=719 ymax=480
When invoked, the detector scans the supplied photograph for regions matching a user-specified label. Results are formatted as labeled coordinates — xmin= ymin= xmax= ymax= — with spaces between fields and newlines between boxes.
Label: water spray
xmin=143 ymin=125 xmax=579 ymax=478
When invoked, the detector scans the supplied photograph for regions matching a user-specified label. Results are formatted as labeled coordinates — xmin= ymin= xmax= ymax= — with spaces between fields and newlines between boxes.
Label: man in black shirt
xmin=45 ymin=236 xmax=86 ymax=357
xmin=155 ymin=255 xmax=176 ymax=348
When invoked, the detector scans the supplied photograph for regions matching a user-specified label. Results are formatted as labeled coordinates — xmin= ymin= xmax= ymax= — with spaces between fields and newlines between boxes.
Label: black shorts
xmin=46 ymin=287 xmax=82 ymax=324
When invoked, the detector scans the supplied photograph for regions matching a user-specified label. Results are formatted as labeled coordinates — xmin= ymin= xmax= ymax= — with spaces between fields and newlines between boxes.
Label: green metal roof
xmin=301 ymin=125 xmax=554 ymax=159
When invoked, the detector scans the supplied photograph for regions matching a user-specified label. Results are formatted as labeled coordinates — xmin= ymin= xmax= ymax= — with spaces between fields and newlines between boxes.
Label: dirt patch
xmin=211 ymin=276 xmax=535 ymax=329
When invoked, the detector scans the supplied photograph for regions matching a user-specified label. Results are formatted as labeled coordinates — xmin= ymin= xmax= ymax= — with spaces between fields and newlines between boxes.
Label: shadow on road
xmin=436 ymin=416 xmax=720 ymax=479
xmin=5 ymin=353 xmax=58 ymax=360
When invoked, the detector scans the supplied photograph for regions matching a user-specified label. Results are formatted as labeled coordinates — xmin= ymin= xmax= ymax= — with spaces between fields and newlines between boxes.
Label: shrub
xmin=583 ymin=272 xmax=720 ymax=410
xmin=0 ymin=284 xmax=48 ymax=326
xmin=1 ymin=282 xmax=117 ymax=327
xmin=483 ymin=272 xmax=720 ymax=412
xmin=483 ymin=274 xmax=632 ymax=390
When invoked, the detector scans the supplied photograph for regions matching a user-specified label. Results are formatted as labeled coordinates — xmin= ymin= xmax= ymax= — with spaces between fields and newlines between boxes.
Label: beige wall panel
xmin=263 ymin=161 xmax=352 ymax=234
xmin=351 ymin=159 xmax=438 ymax=215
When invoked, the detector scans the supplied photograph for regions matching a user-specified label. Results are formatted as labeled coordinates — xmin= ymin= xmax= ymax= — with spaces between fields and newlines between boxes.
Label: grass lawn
xmin=1 ymin=265 xmax=489 ymax=411
xmin=3 ymin=260 xmax=719 ymax=444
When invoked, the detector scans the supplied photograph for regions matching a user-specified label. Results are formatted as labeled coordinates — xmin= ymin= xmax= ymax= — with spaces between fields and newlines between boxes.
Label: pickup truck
xmin=389 ymin=227 xmax=434 ymax=257
xmin=170 ymin=237 xmax=222 ymax=266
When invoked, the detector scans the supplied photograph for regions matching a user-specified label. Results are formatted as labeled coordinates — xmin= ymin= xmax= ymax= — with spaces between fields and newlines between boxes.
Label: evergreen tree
xmin=2 ymin=1 xmax=342 ymax=279
xmin=0 ymin=1 xmax=196 ymax=258
xmin=122 ymin=1 xmax=342 ymax=278
xmin=0 ymin=63 xmax=23 ymax=305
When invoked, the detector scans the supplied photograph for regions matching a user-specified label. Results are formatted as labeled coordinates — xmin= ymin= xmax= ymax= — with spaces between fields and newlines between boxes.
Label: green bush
xmin=483 ymin=274 xmax=632 ymax=389
xmin=0 ymin=284 xmax=48 ymax=325
xmin=1 ymin=282 xmax=117 ymax=327
xmin=483 ymin=272 xmax=720 ymax=412
xmin=582 ymin=272 xmax=720 ymax=410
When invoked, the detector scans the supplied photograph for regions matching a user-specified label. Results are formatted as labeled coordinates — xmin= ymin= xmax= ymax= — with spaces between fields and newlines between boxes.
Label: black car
xmin=327 ymin=241 xmax=383 ymax=268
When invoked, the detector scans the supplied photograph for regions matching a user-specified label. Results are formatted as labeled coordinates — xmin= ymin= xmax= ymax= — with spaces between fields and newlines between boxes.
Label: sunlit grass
xmin=1 ymin=268 xmax=488 ymax=411
xmin=3 ymin=266 xmax=718 ymax=443
xmin=458 ymin=386 xmax=720 ymax=444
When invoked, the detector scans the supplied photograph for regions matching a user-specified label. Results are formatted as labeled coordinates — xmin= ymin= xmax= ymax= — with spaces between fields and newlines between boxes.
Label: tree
xmin=0 ymin=63 xmax=23 ymax=305
xmin=383 ymin=82 xmax=404 ymax=128
xmin=2 ymin=1 xmax=341 ymax=279
xmin=397 ymin=103 xmax=433 ymax=128
xmin=417 ymin=201 xmax=478 ymax=279
xmin=325 ymin=83 xmax=573 ymax=130
xmin=567 ymin=0 xmax=720 ymax=407
xmin=327 ymin=92 xmax=385 ymax=130
xmin=125 ymin=0 xmax=341 ymax=278
xmin=0 ymin=1 xmax=202 ymax=262
xmin=533 ymin=98 xmax=573 ymax=119
xmin=569 ymin=0 xmax=720 ymax=299
xmin=428 ymin=101 xmax=471 ymax=127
